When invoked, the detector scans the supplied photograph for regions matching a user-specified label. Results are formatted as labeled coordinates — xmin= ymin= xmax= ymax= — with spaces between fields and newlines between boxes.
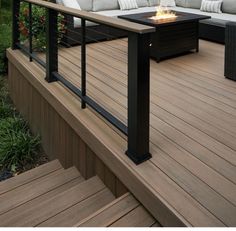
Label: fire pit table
xmin=119 ymin=10 xmax=210 ymax=62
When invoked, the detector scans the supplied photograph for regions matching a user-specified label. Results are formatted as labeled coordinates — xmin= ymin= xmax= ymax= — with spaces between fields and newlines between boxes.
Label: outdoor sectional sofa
xmin=55 ymin=0 xmax=236 ymax=45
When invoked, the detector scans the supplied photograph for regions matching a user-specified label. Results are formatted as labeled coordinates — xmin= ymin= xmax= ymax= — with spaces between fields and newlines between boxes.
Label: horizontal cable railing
xmin=12 ymin=0 xmax=155 ymax=164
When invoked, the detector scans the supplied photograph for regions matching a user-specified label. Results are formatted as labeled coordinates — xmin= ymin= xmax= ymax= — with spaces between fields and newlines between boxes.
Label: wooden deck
xmin=57 ymin=39 xmax=236 ymax=227
xmin=7 ymin=39 xmax=236 ymax=226
xmin=0 ymin=160 xmax=157 ymax=227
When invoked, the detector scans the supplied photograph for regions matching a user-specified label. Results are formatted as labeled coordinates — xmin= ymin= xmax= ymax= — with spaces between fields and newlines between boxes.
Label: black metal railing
xmin=11 ymin=0 xmax=155 ymax=164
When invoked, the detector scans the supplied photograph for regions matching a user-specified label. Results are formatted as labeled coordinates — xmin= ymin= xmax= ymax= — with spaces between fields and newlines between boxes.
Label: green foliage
xmin=0 ymin=4 xmax=11 ymax=74
xmin=0 ymin=76 xmax=41 ymax=172
xmin=19 ymin=2 xmax=65 ymax=51
xmin=0 ymin=117 xmax=40 ymax=169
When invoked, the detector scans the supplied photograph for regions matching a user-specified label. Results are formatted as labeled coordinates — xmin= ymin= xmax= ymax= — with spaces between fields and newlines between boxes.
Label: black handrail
xmin=12 ymin=0 xmax=154 ymax=164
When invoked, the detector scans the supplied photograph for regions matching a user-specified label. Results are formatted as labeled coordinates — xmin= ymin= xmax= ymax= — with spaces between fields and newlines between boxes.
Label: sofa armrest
xmin=225 ymin=22 xmax=236 ymax=80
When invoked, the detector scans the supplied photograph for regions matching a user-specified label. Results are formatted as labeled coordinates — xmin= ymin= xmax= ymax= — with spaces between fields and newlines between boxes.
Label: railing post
xmin=29 ymin=2 xmax=33 ymax=61
xmin=126 ymin=32 xmax=152 ymax=165
xmin=81 ymin=18 xmax=86 ymax=109
xmin=12 ymin=0 xmax=20 ymax=49
xmin=45 ymin=8 xmax=58 ymax=82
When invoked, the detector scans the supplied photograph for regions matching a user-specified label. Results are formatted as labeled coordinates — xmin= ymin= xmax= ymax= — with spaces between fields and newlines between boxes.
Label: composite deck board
xmin=14 ymin=39 xmax=236 ymax=226
xmin=0 ymin=177 xmax=84 ymax=226
xmin=0 ymin=167 xmax=79 ymax=215
xmin=55 ymin=40 xmax=236 ymax=226
xmin=37 ymin=188 xmax=115 ymax=227
xmin=0 ymin=159 xmax=62 ymax=195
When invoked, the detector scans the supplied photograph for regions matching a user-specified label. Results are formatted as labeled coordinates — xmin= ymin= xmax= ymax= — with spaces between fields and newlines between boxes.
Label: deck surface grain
xmin=57 ymin=39 xmax=236 ymax=227
xmin=9 ymin=39 xmax=236 ymax=227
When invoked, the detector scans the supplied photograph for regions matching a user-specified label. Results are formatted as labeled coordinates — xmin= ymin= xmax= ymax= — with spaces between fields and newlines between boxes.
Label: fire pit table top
xmin=118 ymin=11 xmax=210 ymax=27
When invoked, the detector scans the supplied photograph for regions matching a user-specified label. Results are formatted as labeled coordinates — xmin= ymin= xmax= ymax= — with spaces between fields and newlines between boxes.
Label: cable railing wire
xmin=12 ymin=0 xmax=153 ymax=164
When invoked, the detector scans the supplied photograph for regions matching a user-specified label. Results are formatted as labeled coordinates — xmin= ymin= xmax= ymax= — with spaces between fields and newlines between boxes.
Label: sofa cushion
xmin=118 ymin=0 xmax=138 ymax=10
xmin=200 ymin=0 xmax=223 ymax=13
xmin=61 ymin=0 xmax=81 ymax=9
xmin=148 ymin=0 xmax=160 ymax=6
xmin=222 ymin=0 xmax=236 ymax=14
xmin=169 ymin=6 xmax=236 ymax=22
xmin=136 ymin=0 xmax=149 ymax=7
xmin=74 ymin=19 xmax=97 ymax=28
xmin=185 ymin=0 xmax=202 ymax=9
xmin=93 ymin=0 xmax=119 ymax=12
xmin=175 ymin=0 xmax=186 ymax=7
xmin=200 ymin=18 xmax=228 ymax=27
xmin=95 ymin=6 xmax=157 ymax=17
xmin=160 ymin=0 xmax=176 ymax=7
xmin=77 ymin=0 xmax=93 ymax=11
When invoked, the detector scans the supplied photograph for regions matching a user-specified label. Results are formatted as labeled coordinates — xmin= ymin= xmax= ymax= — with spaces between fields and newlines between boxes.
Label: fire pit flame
xmin=149 ymin=6 xmax=177 ymax=20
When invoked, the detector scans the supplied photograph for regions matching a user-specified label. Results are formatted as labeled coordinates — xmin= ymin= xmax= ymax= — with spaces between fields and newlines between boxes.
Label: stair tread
xmin=0 ymin=176 xmax=106 ymax=227
xmin=0 ymin=176 xmax=84 ymax=227
xmin=110 ymin=205 xmax=156 ymax=227
xmin=0 ymin=160 xmax=62 ymax=195
xmin=76 ymin=193 xmax=140 ymax=227
xmin=38 ymin=188 xmax=115 ymax=227
xmin=0 ymin=166 xmax=80 ymax=215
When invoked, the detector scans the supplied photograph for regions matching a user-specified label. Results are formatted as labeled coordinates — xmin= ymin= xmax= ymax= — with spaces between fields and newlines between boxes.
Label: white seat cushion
xmin=61 ymin=0 xmax=81 ymax=9
xmin=160 ymin=0 xmax=176 ymax=7
xmin=94 ymin=6 xmax=157 ymax=17
xmin=169 ymin=6 xmax=236 ymax=22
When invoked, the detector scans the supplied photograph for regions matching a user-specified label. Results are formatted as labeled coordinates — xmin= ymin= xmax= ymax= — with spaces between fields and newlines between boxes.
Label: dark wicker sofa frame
xmin=199 ymin=21 xmax=225 ymax=44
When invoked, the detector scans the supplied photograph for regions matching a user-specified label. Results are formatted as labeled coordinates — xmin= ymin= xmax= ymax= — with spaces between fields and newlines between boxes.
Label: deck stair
xmin=0 ymin=160 xmax=157 ymax=227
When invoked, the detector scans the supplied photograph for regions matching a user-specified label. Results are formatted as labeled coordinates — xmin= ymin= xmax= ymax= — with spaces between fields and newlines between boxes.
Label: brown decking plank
xmin=151 ymin=79 xmax=236 ymax=134
xmin=158 ymin=61 xmax=236 ymax=96
xmin=0 ymin=160 xmax=62 ymax=195
xmin=59 ymin=51 xmax=236 ymax=184
xmin=150 ymin=104 xmax=236 ymax=168
xmin=151 ymin=222 xmax=162 ymax=227
xmin=151 ymin=97 xmax=236 ymax=166
xmin=149 ymin=145 xmax=236 ymax=226
xmin=0 ymin=176 xmax=105 ymax=227
xmin=37 ymin=188 xmax=115 ymax=227
xmin=58 ymin=52 xmax=236 ymax=176
xmin=76 ymin=193 xmax=139 ymax=227
xmin=0 ymin=176 xmax=84 ymax=227
xmin=7 ymin=42 xmax=235 ymax=227
xmin=110 ymin=205 xmax=156 ymax=227
xmin=153 ymin=66 xmax=236 ymax=117
xmin=150 ymin=127 xmax=236 ymax=204
xmin=0 ymin=167 xmax=80 ymax=215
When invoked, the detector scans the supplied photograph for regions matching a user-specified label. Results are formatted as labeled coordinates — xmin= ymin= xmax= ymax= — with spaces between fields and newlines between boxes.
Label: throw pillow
xmin=200 ymin=0 xmax=223 ymax=13
xmin=61 ymin=0 xmax=81 ymax=9
xmin=118 ymin=0 xmax=138 ymax=10
xmin=160 ymin=0 xmax=176 ymax=7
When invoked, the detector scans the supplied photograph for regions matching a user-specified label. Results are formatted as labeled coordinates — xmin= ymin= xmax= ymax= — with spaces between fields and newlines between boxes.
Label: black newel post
xmin=29 ymin=2 xmax=33 ymax=61
xmin=126 ymin=32 xmax=152 ymax=165
xmin=81 ymin=18 xmax=86 ymax=109
xmin=45 ymin=8 xmax=58 ymax=82
xmin=12 ymin=0 xmax=20 ymax=49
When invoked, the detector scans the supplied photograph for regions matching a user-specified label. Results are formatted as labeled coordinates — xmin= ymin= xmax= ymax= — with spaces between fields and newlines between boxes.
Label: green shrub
xmin=19 ymin=2 xmax=65 ymax=51
xmin=0 ymin=117 xmax=40 ymax=170
xmin=0 ymin=102 xmax=14 ymax=119
xmin=0 ymin=8 xmax=11 ymax=74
